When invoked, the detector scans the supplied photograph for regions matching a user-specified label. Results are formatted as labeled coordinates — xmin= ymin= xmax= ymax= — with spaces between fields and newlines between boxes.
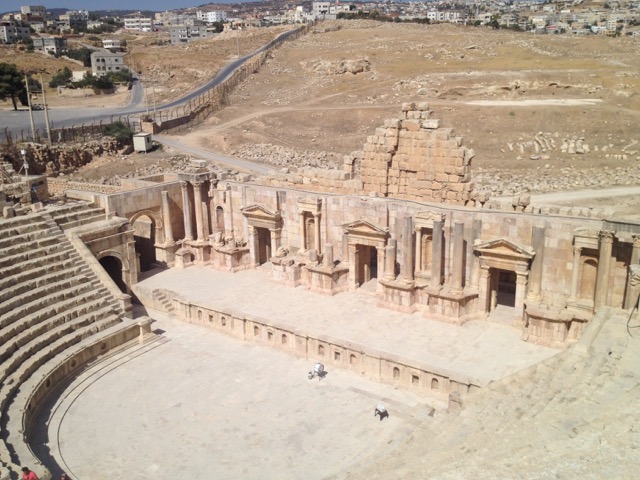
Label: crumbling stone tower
xmin=360 ymin=102 xmax=474 ymax=204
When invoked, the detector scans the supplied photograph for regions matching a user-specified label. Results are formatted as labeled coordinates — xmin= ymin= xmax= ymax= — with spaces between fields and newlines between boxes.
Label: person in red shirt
xmin=21 ymin=466 xmax=39 ymax=480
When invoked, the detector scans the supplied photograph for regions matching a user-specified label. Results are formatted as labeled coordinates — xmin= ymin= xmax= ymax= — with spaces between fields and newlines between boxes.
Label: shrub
xmin=104 ymin=121 xmax=133 ymax=143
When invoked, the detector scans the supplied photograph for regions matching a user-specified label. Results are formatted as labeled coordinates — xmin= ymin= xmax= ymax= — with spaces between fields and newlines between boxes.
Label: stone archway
xmin=99 ymin=254 xmax=127 ymax=293
xmin=130 ymin=209 xmax=164 ymax=272
xmin=475 ymin=238 xmax=534 ymax=321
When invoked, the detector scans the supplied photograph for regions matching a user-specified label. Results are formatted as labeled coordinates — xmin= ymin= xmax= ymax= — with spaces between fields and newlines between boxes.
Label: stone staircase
xmin=345 ymin=308 xmax=640 ymax=479
xmin=48 ymin=201 xmax=107 ymax=231
xmin=0 ymin=209 xmax=134 ymax=478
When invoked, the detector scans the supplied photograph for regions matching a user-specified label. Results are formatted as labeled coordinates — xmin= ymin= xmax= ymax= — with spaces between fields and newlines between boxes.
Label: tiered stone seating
xmin=353 ymin=308 xmax=640 ymax=478
xmin=49 ymin=202 xmax=107 ymax=230
xmin=0 ymin=208 xmax=141 ymax=478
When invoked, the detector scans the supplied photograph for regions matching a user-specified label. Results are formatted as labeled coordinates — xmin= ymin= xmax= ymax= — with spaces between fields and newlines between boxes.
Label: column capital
xmin=180 ymin=181 xmax=189 ymax=189
xmin=193 ymin=180 xmax=204 ymax=188
xmin=573 ymin=245 xmax=582 ymax=255
xmin=632 ymin=234 xmax=640 ymax=248
xmin=599 ymin=230 xmax=615 ymax=244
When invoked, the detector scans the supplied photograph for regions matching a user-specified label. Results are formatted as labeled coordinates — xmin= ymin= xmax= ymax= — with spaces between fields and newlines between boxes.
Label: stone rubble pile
xmin=473 ymin=163 xmax=640 ymax=196
xmin=300 ymin=58 xmax=371 ymax=75
xmin=231 ymin=143 xmax=342 ymax=169
xmin=0 ymin=139 xmax=124 ymax=176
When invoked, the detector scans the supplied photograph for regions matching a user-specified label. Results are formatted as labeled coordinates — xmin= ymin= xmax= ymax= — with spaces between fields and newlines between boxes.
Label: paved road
xmin=155 ymin=135 xmax=273 ymax=175
xmin=0 ymin=28 xmax=300 ymax=138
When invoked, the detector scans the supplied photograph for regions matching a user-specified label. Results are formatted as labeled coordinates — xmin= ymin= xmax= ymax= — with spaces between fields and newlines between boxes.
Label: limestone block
xmin=446 ymin=191 xmax=459 ymax=201
xmin=403 ymin=120 xmax=422 ymax=132
xmin=384 ymin=119 xmax=401 ymax=128
xmin=402 ymin=102 xmax=416 ymax=112
xmin=435 ymin=173 xmax=449 ymax=183
xmin=431 ymin=181 xmax=444 ymax=190
xmin=416 ymin=101 xmax=429 ymax=111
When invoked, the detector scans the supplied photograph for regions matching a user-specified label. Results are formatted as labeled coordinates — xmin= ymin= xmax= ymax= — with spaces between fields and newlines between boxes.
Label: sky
xmin=0 ymin=0 xmax=248 ymax=14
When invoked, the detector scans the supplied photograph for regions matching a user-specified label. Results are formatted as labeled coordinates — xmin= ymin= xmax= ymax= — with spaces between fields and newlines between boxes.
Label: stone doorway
xmin=132 ymin=214 xmax=156 ymax=272
xmin=493 ymin=268 xmax=517 ymax=308
xmin=256 ymin=227 xmax=272 ymax=265
xmin=356 ymin=244 xmax=378 ymax=287
xmin=99 ymin=255 xmax=127 ymax=292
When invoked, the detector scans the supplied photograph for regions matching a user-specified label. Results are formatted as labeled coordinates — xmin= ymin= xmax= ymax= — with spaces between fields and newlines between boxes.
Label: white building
xmin=312 ymin=2 xmax=331 ymax=17
xmin=197 ymin=10 xmax=227 ymax=23
xmin=124 ymin=13 xmax=153 ymax=32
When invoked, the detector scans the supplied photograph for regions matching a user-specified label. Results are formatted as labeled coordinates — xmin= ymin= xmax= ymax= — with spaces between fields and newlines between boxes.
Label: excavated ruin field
xmin=32 ymin=20 xmax=640 ymax=199
xmin=169 ymin=20 xmax=640 ymax=196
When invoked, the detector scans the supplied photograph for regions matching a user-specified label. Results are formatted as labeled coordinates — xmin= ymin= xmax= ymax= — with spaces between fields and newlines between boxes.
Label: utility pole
xmin=40 ymin=73 xmax=52 ymax=144
xmin=151 ymin=79 xmax=157 ymax=121
xmin=24 ymin=74 xmax=36 ymax=141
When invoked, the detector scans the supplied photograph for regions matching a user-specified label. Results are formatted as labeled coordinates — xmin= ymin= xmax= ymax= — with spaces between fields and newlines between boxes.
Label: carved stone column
xmin=161 ymin=190 xmax=174 ymax=245
xmin=632 ymin=234 xmax=640 ymax=266
xmin=323 ymin=244 xmax=334 ymax=268
xmin=527 ymin=225 xmax=545 ymax=301
xmin=299 ymin=213 xmax=306 ymax=250
xmin=180 ymin=181 xmax=193 ymax=241
xmin=314 ymin=213 xmax=321 ymax=254
xmin=478 ymin=264 xmax=491 ymax=313
xmin=431 ymin=220 xmax=443 ymax=288
xmin=193 ymin=181 xmax=206 ymax=241
xmin=414 ymin=226 xmax=422 ymax=274
xmin=248 ymin=225 xmax=258 ymax=266
xmin=451 ymin=221 xmax=464 ymax=293
xmin=624 ymin=265 xmax=640 ymax=310
xmin=469 ymin=219 xmax=482 ymax=288
xmin=515 ymin=271 xmax=528 ymax=312
xmin=595 ymin=230 xmax=614 ymax=310
xmin=269 ymin=228 xmax=280 ymax=259
xmin=400 ymin=217 xmax=414 ymax=284
xmin=384 ymin=239 xmax=397 ymax=281
xmin=569 ymin=246 xmax=582 ymax=301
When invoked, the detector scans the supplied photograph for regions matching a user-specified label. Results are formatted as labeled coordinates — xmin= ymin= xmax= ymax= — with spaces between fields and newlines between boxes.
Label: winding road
xmin=0 ymin=28 xmax=300 ymax=138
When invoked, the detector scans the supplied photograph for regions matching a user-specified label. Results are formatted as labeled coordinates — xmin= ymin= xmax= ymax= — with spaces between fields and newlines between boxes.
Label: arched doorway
xmin=99 ymin=255 xmax=127 ymax=292
xmin=132 ymin=214 xmax=157 ymax=272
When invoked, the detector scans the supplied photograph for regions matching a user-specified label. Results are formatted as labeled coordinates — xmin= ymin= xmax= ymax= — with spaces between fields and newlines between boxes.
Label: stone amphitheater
xmin=0 ymin=102 xmax=639 ymax=480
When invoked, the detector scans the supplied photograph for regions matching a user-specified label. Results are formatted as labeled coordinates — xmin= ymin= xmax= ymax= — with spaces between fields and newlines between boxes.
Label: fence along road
xmin=0 ymin=28 xmax=302 ymax=139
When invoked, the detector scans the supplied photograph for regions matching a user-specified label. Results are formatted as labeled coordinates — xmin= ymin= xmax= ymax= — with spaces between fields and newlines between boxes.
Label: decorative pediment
xmin=242 ymin=204 xmax=282 ymax=229
xmin=475 ymin=238 xmax=534 ymax=260
xmin=343 ymin=220 xmax=389 ymax=238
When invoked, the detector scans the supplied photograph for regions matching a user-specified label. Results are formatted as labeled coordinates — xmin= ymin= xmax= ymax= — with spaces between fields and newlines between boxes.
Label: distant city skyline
xmin=1 ymin=0 xmax=249 ymax=14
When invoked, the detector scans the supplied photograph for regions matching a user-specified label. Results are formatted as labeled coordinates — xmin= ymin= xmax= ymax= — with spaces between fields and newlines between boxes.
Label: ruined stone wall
xmin=359 ymin=102 xmax=474 ymax=205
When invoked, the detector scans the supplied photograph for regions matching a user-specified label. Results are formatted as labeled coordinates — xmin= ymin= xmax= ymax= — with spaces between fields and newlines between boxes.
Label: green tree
xmin=49 ymin=67 xmax=73 ymax=88
xmin=104 ymin=121 xmax=133 ymax=143
xmin=0 ymin=63 xmax=25 ymax=110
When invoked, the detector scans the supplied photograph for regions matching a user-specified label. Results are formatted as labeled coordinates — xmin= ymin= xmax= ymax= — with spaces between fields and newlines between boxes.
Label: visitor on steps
xmin=21 ymin=467 xmax=39 ymax=480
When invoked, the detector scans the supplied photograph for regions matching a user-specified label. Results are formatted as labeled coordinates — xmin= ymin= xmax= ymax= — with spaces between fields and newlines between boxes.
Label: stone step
xmin=0 ymin=227 xmax=62 ymax=249
xmin=0 ymin=249 xmax=74 ymax=281
xmin=0 ymin=290 xmax=116 ymax=346
xmin=0 ymin=314 xmax=122 ymax=413
xmin=0 ymin=241 xmax=71 ymax=270
xmin=0 ymin=280 xmax=93 ymax=329
xmin=0 ymin=265 xmax=83 ymax=306
xmin=0 ymin=215 xmax=49 ymax=238
xmin=0 ymin=234 xmax=60 ymax=258
xmin=0 ymin=305 xmax=120 ymax=386
xmin=58 ymin=213 xmax=106 ymax=230
xmin=0 ymin=275 xmax=90 ymax=317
